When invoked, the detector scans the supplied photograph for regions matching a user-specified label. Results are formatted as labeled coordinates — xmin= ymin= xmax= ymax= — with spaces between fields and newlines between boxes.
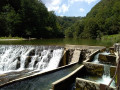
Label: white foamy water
xmin=97 ymin=65 xmax=115 ymax=87
xmin=0 ymin=45 xmax=63 ymax=74
xmin=92 ymin=51 xmax=110 ymax=64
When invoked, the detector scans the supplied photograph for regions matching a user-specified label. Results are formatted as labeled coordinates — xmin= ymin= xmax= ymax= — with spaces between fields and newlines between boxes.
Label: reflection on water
xmin=0 ymin=38 xmax=115 ymax=47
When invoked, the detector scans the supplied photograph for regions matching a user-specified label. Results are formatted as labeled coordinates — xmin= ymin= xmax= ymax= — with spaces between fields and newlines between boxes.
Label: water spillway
xmin=97 ymin=65 xmax=115 ymax=87
xmin=0 ymin=63 xmax=80 ymax=90
xmin=0 ymin=45 xmax=64 ymax=74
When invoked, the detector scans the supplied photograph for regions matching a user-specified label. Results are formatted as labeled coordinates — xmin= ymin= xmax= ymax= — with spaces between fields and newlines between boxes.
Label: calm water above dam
xmin=0 ymin=38 xmax=116 ymax=47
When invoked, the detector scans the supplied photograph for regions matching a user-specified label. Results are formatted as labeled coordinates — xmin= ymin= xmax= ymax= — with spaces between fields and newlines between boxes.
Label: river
xmin=0 ymin=38 xmax=116 ymax=47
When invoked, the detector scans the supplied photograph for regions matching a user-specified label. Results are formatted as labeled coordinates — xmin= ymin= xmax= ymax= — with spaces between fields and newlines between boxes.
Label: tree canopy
xmin=0 ymin=0 xmax=120 ymax=39
xmin=64 ymin=0 xmax=120 ymax=39
xmin=0 ymin=0 xmax=62 ymax=38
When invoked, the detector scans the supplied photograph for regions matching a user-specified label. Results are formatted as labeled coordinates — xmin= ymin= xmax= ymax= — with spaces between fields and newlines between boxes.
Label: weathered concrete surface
xmin=83 ymin=62 xmax=104 ymax=76
xmin=59 ymin=50 xmax=67 ymax=66
xmin=0 ymin=45 xmax=106 ymax=89
xmin=52 ymin=65 xmax=84 ymax=90
xmin=115 ymin=52 xmax=119 ymax=63
xmin=76 ymin=78 xmax=100 ymax=90
xmin=98 ymin=54 xmax=116 ymax=65
xmin=110 ymin=66 xmax=116 ymax=77
xmin=70 ymin=50 xmax=81 ymax=64
xmin=66 ymin=49 xmax=74 ymax=64
xmin=65 ymin=45 xmax=105 ymax=50
xmin=0 ymin=62 xmax=78 ymax=88
xmin=52 ymin=45 xmax=105 ymax=90
xmin=76 ymin=78 xmax=116 ymax=90
xmin=109 ymin=47 xmax=115 ymax=53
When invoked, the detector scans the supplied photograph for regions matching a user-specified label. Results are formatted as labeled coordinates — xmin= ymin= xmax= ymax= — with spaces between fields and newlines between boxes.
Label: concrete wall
xmin=83 ymin=62 xmax=104 ymax=76
xmin=83 ymin=62 xmax=116 ymax=77
xmin=59 ymin=50 xmax=67 ymax=66
xmin=52 ymin=49 xmax=100 ymax=90
xmin=76 ymin=78 xmax=116 ymax=90
xmin=0 ymin=62 xmax=78 ymax=88
xmin=52 ymin=65 xmax=84 ymax=90
xmin=70 ymin=50 xmax=81 ymax=64
xmin=83 ymin=50 xmax=100 ymax=62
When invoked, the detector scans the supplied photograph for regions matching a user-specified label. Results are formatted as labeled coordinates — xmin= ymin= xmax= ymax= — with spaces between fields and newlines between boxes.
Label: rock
xmin=98 ymin=54 xmax=116 ymax=65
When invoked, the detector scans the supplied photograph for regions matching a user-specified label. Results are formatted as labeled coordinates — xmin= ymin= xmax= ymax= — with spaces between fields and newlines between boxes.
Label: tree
xmin=2 ymin=5 xmax=21 ymax=37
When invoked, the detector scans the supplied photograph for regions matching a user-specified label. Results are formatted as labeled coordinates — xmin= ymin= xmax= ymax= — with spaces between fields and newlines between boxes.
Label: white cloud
xmin=42 ymin=0 xmax=61 ymax=11
xmin=58 ymin=4 xmax=69 ymax=13
xmin=80 ymin=8 xmax=85 ymax=12
xmin=42 ymin=0 xmax=97 ymax=15
xmin=42 ymin=0 xmax=69 ymax=14
xmin=69 ymin=0 xmax=97 ymax=4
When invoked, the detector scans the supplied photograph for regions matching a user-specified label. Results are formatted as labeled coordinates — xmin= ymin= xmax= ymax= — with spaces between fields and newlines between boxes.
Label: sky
xmin=41 ymin=0 xmax=101 ymax=17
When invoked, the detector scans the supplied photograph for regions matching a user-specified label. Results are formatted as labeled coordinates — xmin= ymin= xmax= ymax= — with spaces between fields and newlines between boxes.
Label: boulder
xmin=98 ymin=54 xmax=116 ymax=65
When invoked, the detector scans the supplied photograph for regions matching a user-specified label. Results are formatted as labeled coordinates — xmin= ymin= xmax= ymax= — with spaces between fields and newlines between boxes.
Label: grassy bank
xmin=101 ymin=34 xmax=120 ymax=42
xmin=0 ymin=37 xmax=25 ymax=40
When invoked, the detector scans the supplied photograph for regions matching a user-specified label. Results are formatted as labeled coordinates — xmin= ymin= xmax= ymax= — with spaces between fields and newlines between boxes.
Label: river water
xmin=0 ymin=38 xmax=115 ymax=47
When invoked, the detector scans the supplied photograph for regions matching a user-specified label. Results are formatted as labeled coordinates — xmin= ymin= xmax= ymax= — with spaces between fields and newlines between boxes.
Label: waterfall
xmin=93 ymin=51 xmax=110 ymax=64
xmin=93 ymin=53 xmax=100 ymax=64
xmin=0 ymin=45 xmax=63 ymax=74
xmin=101 ymin=65 xmax=111 ymax=85
xmin=103 ymin=65 xmax=110 ymax=76
xmin=97 ymin=65 xmax=115 ymax=87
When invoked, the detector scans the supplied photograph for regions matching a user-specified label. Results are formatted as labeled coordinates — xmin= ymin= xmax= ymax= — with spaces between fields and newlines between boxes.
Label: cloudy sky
xmin=42 ymin=0 xmax=100 ymax=17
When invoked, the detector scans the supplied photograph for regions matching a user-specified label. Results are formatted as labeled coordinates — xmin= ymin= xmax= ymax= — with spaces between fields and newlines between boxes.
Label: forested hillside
xmin=57 ymin=16 xmax=82 ymax=37
xmin=66 ymin=0 xmax=120 ymax=39
xmin=0 ymin=0 xmax=63 ymax=38
xmin=0 ymin=0 xmax=120 ymax=39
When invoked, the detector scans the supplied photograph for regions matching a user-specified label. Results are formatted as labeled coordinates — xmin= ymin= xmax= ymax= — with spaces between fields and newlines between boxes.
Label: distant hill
xmin=65 ymin=0 xmax=120 ymax=39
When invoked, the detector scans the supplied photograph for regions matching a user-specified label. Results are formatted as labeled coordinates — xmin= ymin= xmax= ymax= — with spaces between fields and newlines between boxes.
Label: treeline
xmin=65 ymin=0 xmax=120 ymax=39
xmin=1 ymin=0 xmax=120 ymax=39
xmin=56 ymin=16 xmax=82 ymax=37
xmin=0 ymin=0 xmax=63 ymax=38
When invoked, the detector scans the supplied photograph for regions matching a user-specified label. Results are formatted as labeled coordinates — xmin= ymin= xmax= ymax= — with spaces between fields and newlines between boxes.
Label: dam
xmin=0 ymin=44 xmax=119 ymax=90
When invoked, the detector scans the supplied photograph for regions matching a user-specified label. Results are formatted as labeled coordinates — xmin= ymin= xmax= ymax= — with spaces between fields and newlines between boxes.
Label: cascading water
xmin=97 ymin=65 xmax=115 ymax=87
xmin=92 ymin=51 xmax=110 ymax=64
xmin=0 ymin=45 xmax=63 ymax=74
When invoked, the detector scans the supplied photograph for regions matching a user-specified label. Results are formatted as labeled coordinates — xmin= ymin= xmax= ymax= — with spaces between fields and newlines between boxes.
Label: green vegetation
xmin=0 ymin=0 xmax=62 ymax=39
xmin=0 ymin=0 xmax=120 ymax=40
xmin=64 ymin=0 xmax=120 ymax=40
xmin=0 ymin=36 xmax=24 ymax=40
xmin=101 ymin=34 xmax=120 ymax=42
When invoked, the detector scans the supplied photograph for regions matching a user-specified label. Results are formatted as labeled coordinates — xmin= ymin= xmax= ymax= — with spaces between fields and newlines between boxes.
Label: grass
xmin=0 ymin=36 xmax=24 ymax=40
xmin=101 ymin=34 xmax=120 ymax=43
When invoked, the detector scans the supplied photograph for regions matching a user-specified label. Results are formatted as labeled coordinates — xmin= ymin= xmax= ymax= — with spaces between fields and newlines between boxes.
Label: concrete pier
xmin=70 ymin=50 xmax=81 ymax=64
